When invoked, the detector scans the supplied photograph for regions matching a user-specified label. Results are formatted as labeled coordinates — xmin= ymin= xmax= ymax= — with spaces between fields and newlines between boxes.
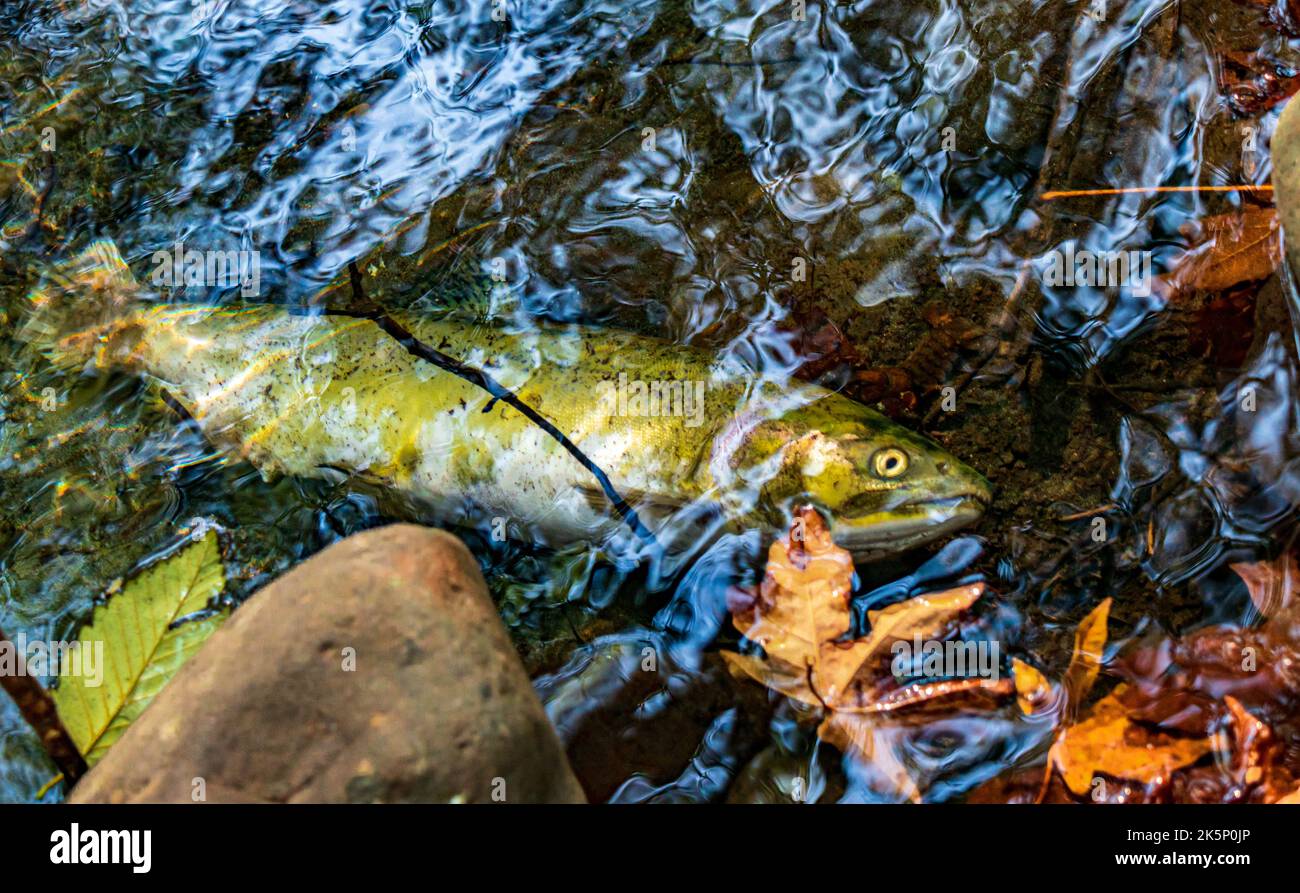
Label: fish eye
xmin=871 ymin=447 xmax=909 ymax=479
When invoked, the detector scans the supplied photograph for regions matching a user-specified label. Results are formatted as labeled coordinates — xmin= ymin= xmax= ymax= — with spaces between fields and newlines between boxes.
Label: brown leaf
xmin=1219 ymin=49 xmax=1300 ymax=115
xmin=1156 ymin=207 xmax=1280 ymax=302
xmin=728 ymin=507 xmax=984 ymax=706
xmin=729 ymin=505 xmax=861 ymax=702
xmin=1230 ymin=552 xmax=1300 ymax=618
xmin=722 ymin=508 xmax=1011 ymax=799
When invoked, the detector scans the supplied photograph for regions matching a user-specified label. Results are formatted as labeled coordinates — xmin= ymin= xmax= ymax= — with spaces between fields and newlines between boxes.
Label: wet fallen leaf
xmin=1062 ymin=598 xmax=1111 ymax=719
xmin=52 ymin=530 xmax=229 ymax=765
xmin=815 ymin=712 xmax=920 ymax=802
xmin=722 ymin=507 xmax=1011 ymax=800
xmin=1031 ymin=615 xmax=1300 ymax=802
xmin=1049 ymin=685 xmax=1216 ymax=796
xmin=1219 ymin=49 xmax=1300 ymax=115
xmin=723 ymin=507 xmax=992 ymax=710
xmin=1154 ymin=207 xmax=1281 ymax=302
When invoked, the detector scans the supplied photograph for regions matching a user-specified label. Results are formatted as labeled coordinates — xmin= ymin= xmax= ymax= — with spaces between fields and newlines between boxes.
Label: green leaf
xmin=52 ymin=529 xmax=229 ymax=766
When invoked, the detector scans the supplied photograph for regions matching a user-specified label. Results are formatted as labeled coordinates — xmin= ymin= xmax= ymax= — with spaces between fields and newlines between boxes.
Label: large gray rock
xmin=70 ymin=524 xmax=584 ymax=803
xmin=1274 ymin=98 xmax=1300 ymax=277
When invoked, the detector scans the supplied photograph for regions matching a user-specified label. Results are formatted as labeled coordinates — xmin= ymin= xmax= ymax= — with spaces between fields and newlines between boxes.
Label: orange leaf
xmin=1062 ymin=597 xmax=1111 ymax=719
xmin=729 ymin=506 xmax=861 ymax=702
xmin=1049 ymin=685 xmax=1215 ymax=796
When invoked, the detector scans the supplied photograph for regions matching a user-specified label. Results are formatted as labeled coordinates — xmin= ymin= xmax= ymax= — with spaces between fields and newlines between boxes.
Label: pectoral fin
xmin=572 ymin=483 xmax=688 ymax=518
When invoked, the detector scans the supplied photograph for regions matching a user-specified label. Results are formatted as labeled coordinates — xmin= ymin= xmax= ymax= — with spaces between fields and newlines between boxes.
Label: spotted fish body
xmin=22 ymin=242 xmax=991 ymax=559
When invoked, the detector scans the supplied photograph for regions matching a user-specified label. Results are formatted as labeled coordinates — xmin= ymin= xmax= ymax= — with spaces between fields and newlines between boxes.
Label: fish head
xmin=744 ymin=402 xmax=991 ymax=560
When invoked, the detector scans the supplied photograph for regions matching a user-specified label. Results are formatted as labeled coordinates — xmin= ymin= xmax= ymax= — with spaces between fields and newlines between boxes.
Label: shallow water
xmin=3 ymin=0 xmax=1300 ymax=802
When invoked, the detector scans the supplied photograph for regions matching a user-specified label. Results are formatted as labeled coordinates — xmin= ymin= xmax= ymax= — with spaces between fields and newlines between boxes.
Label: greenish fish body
xmin=21 ymin=242 xmax=991 ymax=559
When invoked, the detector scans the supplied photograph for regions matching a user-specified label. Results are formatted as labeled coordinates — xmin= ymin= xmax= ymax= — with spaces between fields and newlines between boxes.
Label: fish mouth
xmin=831 ymin=494 xmax=988 ymax=561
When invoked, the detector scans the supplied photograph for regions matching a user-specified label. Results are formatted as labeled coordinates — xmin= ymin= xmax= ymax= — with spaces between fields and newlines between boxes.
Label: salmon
xmin=19 ymin=241 xmax=991 ymax=560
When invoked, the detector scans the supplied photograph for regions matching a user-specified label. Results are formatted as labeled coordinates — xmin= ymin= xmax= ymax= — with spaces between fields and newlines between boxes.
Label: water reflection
xmin=3 ymin=0 xmax=1300 ymax=801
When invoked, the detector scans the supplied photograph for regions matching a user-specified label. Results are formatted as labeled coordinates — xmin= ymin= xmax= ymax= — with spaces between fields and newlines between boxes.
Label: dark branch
xmin=0 ymin=626 xmax=87 ymax=787
xmin=337 ymin=261 xmax=659 ymax=548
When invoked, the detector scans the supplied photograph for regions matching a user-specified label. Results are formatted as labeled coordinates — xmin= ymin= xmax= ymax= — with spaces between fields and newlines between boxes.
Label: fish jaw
xmin=830 ymin=492 xmax=988 ymax=562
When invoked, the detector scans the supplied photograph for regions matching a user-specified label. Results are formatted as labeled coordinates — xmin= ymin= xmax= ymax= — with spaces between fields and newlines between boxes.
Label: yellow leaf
xmin=861 ymin=584 xmax=985 ymax=654
xmin=52 ymin=530 xmax=229 ymax=766
xmin=1049 ymin=685 xmax=1214 ymax=796
xmin=719 ymin=651 xmax=821 ymax=709
xmin=1062 ymin=597 xmax=1110 ymax=718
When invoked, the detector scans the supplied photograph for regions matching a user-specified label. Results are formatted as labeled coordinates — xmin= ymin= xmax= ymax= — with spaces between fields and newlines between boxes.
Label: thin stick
xmin=1041 ymin=184 xmax=1273 ymax=201
xmin=338 ymin=262 xmax=659 ymax=548
xmin=0 ymin=626 xmax=86 ymax=786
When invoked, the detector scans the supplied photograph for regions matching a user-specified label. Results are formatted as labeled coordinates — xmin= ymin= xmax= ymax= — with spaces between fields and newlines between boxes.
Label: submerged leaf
xmin=729 ymin=506 xmax=864 ymax=702
xmin=1040 ymin=598 xmax=1211 ymax=797
xmin=816 ymin=712 xmax=921 ymax=803
xmin=1049 ymin=685 xmax=1215 ymax=796
xmin=1230 ymin=553 xmax=1300 ymax=618
xmin=1155 ymin=207 xmax=1280 ymax=302
xmin=52 ymin=530 xmax=229 ymax=765
xmin=1062 ymin=597 xmax=1110 ymax=719
xmin=722 ymin=508 xmax=1009 ymax=799
xmin=724 ymin=508 xmax=989 ymax=711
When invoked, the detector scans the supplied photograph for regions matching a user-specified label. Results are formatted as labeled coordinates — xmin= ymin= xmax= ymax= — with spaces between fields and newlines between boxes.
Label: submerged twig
xmin=1042 ymin=184 xmax=1274 ymax=201
xmin=0 ymin=626 xmax=86 ymax=787
xmin=336 ymin=261 xmax=660 ymax=549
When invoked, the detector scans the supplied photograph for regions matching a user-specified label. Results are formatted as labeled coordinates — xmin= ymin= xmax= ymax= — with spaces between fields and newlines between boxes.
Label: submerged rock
xmin=1274 ymin=98 xmax=1300 ymax=276
xmin=70 ymin=524 xmax=584 ymax=803
xmin=537 ymin=631 xmax=774 ymax=803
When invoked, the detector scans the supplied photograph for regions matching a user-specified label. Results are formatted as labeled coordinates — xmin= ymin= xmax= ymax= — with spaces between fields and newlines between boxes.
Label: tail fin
xmin=17 ymin=239 xmax=142 ymax=371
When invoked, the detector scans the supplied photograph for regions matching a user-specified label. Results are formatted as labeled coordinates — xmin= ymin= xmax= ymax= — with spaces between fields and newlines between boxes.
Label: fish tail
xmin=18 ymin=239 xmax=142 ymax=371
